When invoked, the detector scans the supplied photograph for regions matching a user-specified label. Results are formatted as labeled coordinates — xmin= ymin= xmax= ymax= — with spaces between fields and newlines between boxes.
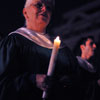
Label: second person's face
xmin=84 ymin=38 xmax=96 ymax=58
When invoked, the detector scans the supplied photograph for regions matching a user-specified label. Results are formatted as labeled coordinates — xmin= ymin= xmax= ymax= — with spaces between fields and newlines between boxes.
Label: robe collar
xmin=9 ymin=27 xmax=54 ymax=49
xmin=76 ymin=56 xmax=96 ymax=72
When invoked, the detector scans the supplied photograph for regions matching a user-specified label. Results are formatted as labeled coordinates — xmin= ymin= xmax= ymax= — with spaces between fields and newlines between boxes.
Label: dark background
xmin=0 ymin=0 xmax=96 ymax=37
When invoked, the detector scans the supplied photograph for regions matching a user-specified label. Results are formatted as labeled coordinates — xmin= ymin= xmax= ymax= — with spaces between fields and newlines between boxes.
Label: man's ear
xmin=80 ymin=45 xmax=85 ymax=50
xmin=23 ymin=8 xmax=29 ymax=20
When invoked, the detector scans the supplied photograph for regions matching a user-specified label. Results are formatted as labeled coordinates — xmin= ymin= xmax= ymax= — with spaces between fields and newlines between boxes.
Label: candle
xmin=42 ymin=36 xmax=61 ymax=99
xmin=47 ymin=36 xmax=61 ymax=76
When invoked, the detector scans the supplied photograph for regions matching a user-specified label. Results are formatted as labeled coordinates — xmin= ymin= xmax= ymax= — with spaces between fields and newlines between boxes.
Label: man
xmin=76 ymin=36 xmax=96 ymax=72
xmin=74 ymin=36 xmax=100 ymax=100
xmin=0 ymin=0 xmax=81 ymax=100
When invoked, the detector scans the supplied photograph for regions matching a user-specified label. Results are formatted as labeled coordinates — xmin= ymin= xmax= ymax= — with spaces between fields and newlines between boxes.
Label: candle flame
xmin=54 ymin=36 xmax=61 ymax=48
xmin=56 ymin=36 xmax=60 ymax=41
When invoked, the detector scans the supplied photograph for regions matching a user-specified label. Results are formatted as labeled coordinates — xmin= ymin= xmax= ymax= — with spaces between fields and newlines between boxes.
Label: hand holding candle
xmin=42 ymin=36 xmax=61 ymax=99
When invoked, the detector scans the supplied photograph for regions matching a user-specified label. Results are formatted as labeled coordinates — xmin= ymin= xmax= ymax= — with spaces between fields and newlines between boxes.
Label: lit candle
xmin=47 ymin=36 xmax=61 ymax=76
xmin=42 ymin=36 xmax=61 ymax=99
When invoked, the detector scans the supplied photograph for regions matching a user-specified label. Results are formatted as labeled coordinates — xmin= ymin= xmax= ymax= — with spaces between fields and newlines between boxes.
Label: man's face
xmin=84 ymin=38 xmax=96 ymax=59
xmin=23 ymin=0 xmax=52 ymax=28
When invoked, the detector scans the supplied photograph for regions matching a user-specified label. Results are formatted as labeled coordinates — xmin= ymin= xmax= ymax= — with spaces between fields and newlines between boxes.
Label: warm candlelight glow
xmin=54 ymin=36 xmax=61 ymax=48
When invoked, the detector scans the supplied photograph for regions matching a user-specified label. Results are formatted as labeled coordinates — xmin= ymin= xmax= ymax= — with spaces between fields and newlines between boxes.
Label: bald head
xmin=24 ymin=0 xmax=33 ymax=8
xmin=24 ymin=0 xmax=55 ymax=8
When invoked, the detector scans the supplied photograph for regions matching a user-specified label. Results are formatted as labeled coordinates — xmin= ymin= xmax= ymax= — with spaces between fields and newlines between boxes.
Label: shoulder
xmin=0 ymin=34 xmax=16 ymax=48
xmin=0 ymin=33 xmax=27 ymax=55
xmin=0 ymin=33 xmax=21 ymax=44
xmin=0 ymin=33 xmax=22 ymax=55
xmin=0 ymin=32 xmax=35 ymax=48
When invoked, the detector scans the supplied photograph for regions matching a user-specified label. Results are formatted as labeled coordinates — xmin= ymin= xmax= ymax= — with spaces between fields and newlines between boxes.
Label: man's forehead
xmin=24 ymin=0 xmax=55 ymax=9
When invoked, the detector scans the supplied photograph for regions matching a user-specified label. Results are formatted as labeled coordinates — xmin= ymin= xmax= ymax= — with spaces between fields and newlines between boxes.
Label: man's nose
xmin=41 ymin=5 xmax=47 ymax=12
xmin=93 ymin=43 xmax=96 ymax=49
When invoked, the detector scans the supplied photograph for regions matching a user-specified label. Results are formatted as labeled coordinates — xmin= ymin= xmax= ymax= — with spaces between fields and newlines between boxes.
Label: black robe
xmin=0 ymin=31 xmax=97 ymax=100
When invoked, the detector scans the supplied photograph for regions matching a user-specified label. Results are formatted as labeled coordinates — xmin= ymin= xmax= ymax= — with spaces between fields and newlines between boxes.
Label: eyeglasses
xmin=31 ymin=2 xmax=52 ymax=12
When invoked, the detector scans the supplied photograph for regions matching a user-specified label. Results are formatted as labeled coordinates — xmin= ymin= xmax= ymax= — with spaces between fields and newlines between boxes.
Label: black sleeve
xmin=0 ymin=35 xmax=37 ymax=100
